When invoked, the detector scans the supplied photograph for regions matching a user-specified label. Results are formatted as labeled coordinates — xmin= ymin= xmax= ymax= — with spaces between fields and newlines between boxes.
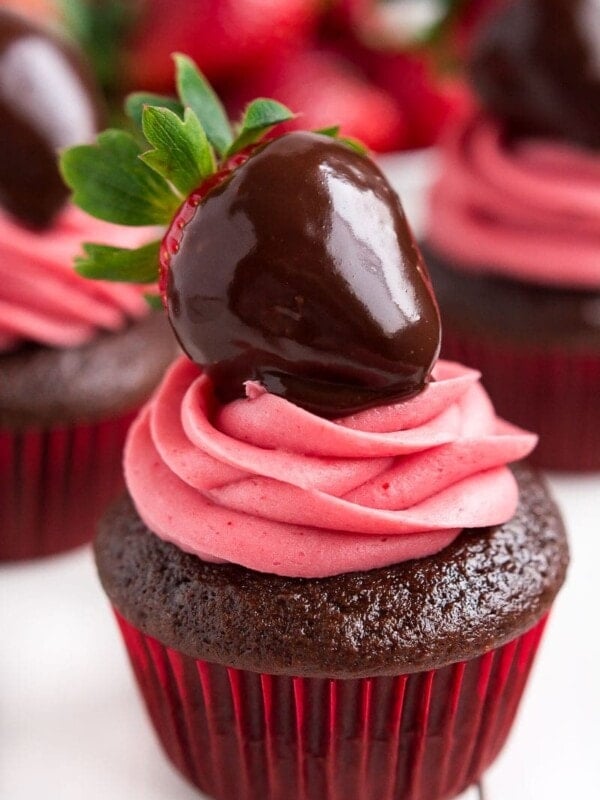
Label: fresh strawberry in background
xmin=232 ymin=49 xmax=408 ymax=153
xmin=125 ymin=0 xmax=322 ymax=92
xmin=57 ymin=0 xmax=492 ymax=152
xmin=58 ymin=0 xmax=322 ymax=95
xmin=363 ymin=49 xmax=474 ymax=149
xmin=323 ymin=0 xmax=480 ymax=148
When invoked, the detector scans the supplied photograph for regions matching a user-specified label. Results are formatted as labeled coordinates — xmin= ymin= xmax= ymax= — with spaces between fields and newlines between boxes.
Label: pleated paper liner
xmin=115 ymin=610 xmax=549 ymax=800
xmin=0 ymin=412 xmax=136 ymax=561
xmin=440 ymin=330 xmax=600 ymax=472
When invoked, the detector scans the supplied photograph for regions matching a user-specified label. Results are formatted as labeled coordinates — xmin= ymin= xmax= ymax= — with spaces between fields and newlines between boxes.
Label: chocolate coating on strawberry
xmin=470 ymin=0 xmax=600 ymax=149
xmin=0 ymin=10 xmax=104 ymax=229
xmin=165 ymin=132 xmax=441 ymax=418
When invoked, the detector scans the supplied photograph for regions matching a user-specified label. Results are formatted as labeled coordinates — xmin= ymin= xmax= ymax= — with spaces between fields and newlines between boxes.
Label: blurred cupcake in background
xmin=423 ymin=0 xmax=600 ymax=471
xmin=0 ymin=9 xmax=175 ymax=561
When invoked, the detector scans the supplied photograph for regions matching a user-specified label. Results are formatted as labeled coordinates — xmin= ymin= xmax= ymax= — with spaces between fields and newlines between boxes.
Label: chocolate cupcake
xmin=0 ymin=10 xmax=175 ymax=560
xmin=62 ymin=58 xmax=569 ymax=800
xmin=423 ymin=0 xmax=600 ymax=471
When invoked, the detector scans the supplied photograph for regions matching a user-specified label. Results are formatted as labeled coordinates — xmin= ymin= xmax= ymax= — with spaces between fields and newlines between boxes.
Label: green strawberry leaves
xmin=75 ymin=240 xmax=162 ymax=283
xmin=125 ymin=92 xmax=184 ymax=130
xmin=61 ymin=0 xmax=135 ymax=94
xmin=315 ymin=125 xmax=341 ymax=137
xmin=174 ymin=53 xmax=233 ymax=157
xmin=60 ymin=53 xmax=366 ymax=285
xmin=144 ymin=293 xmax=164 ymax=310
xmin=316 ymin=125 xmax=368 ymax=155
xmin=226 ymin=99 xmax=295 ymax=156
xmin=337 ymin=136 xmax=368 ymax=155
xmin=141 ymin=106 xmax=215 ymax=196
xmin=60 ymin=130 xmax=180 ymax=225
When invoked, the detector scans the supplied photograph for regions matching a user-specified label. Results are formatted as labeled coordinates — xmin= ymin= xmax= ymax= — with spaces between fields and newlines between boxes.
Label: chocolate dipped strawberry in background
xmin=471 ymin=0 xmax=600 ymax=149
xmin=59 ymin=56 xmax=568 ymax=800
xmin=423 ymin=0 xmax=600 ymax=471
xmin=0 ymin=9 xmax=175 ymax=561
xmin=0 ymin=9 xmax=103 ymax=229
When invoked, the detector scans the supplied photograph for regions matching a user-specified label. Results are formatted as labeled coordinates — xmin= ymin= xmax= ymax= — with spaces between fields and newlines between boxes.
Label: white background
xmin=1 ymin=153 xmax=598 ymax=799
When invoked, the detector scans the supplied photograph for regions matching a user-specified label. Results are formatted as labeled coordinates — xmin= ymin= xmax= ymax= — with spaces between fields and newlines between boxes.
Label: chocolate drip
xmin=167 ymin=132 xmax=441 ymax=418
xmin=470 ymin=0 xmax=600 ymax=149
xmin=0 ymin=10 xmax=104 ymax=229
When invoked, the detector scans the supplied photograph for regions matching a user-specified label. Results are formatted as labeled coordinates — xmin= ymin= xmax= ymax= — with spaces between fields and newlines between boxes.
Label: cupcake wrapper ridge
xmin=115 ymin=610 xmax=549 ymax=800
xmin=0 ymin=413 xmax=136 ymax=561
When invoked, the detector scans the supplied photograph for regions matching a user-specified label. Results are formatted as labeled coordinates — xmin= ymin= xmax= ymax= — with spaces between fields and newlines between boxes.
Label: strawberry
xmin=125 ymin=0 xmax=321 ymax=92
xmin=60 ymin=54 xmax=441 ymax=418
xmin=0 ymin=8 xmax=105 ymax=229
xmin=365 ymin=50 xmax=474 ymax=148
xmin=233 ymin=50 xmax=408 ymax=153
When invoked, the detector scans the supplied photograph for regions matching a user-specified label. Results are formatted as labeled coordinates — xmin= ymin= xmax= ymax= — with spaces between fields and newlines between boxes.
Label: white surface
xmin=1 ymin=153 xmax=599 ymax=799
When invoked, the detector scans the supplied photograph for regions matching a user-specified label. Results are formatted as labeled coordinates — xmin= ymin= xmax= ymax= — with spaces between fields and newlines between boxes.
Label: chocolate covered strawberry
xmin=471 ymin=0 xmax=600 ymax=148
xmin=61 ymin=55 xmax=440 ymax=418
xmin=0 ymin=9 xmax=104 ymax=228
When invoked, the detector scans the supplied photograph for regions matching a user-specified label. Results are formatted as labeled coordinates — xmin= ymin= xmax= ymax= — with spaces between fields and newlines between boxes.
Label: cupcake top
xmin=126 ymin=355 xmax=534 ymax=577
xmin=97 ymin=462 xmax=567 ymax=676
xmin=427 ymin=0 xmax=600 ymax=290
xmin=62 ymin=55 xmax=537 ymax=579
xmin=0 ymin=10 xmax=153 ymax=353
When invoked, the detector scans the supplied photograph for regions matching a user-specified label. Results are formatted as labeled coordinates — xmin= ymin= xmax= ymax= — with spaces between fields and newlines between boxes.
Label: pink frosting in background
xmin=427 ymin=115 xmax=600 ymax=289
xmin=0 ymin=205 xmax=153 ymax=352
xmin=125 ymin=356 xmax=536 ymax=578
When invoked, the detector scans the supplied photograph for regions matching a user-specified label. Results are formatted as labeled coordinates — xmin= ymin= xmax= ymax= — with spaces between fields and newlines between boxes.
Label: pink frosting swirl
xmin=125 ymin=356 xmax=536 ymax=577
xmin=0 ymin=205 xmax=153 ymax=352
xmin=427 ymin=114 xmax=600 ymax=289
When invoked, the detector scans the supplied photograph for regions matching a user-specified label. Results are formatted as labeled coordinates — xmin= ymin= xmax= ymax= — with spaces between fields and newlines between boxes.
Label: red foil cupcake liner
xmin=0 ymin=412 xmax=136 ymax=561
xmin=440 ymin=330 xmax=600 ymax=471
xmin=115 ymin=610 xmax=549 ymax=800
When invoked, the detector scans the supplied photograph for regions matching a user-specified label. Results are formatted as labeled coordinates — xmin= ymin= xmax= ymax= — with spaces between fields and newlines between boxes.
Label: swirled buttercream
xmin=427 ymin=115 xmax=600 ymax=289
xmin=0 ymin=205 xmax=152 ymax=352
xmin=125 ymin=356 xmax=536 ymax=577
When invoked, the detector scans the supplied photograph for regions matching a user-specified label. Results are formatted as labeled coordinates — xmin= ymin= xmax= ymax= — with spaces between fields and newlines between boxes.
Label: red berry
xmin=232 ymin=50 xmax=408 ymax=153
xmin=125 ymin=0 xmax=321 ymax=91
xmin=365 ymin=51 xmax=473 ymax=149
